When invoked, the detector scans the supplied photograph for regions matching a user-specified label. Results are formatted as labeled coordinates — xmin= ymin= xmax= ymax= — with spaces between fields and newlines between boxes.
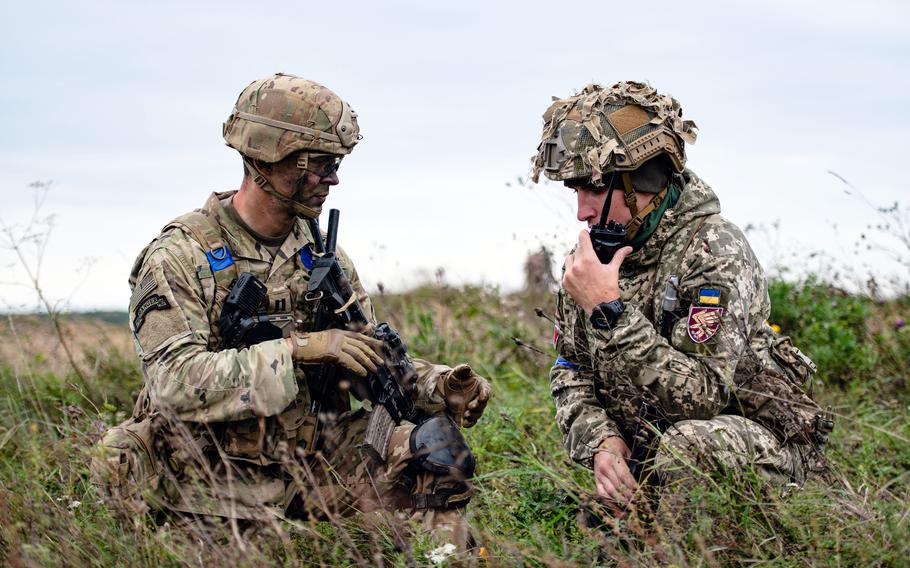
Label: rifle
xmin=219 ymin=272 xmax=291 ymax=349
xmin=305 ymin=208 xmax=422 ymax=461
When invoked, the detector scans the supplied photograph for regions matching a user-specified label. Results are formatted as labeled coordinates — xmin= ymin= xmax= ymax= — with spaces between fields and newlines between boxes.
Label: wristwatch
xmin=590 ymin=299 xmax=625 ymax=330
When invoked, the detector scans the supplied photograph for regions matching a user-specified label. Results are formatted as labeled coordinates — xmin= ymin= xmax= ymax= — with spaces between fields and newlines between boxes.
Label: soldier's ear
xmin=254 ymin=159 xmax=274 ymax=174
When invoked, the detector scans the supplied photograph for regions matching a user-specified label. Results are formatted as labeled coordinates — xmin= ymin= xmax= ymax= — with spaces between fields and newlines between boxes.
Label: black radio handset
xmin=589 ymin=172 xmax=628 ymax=264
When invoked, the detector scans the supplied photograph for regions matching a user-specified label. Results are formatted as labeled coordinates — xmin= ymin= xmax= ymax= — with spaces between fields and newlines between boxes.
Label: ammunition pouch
xmin=222 ymin=417 xmax=267 ymax=460
xmin=220 ymin=396 xmax=314 ymax=463
xmin=770 ymin=336 xmax=818 ymax=391
xmin=732 ymin=359 xmax=834 ymax=480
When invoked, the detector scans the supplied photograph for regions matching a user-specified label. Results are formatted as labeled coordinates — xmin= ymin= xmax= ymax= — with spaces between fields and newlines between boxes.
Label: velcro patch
xmin=697 ymin=287 xmax=722 ymax=305
xmin=687 ymin=306 xmax=723 ymax=344
xmin=134 ymin=294 xmax=172 ymax=333
xmin=607 ymin=105 xmax=651 ymax=136
xmin=299 ymin=246 xmax=313 ymax=270
xmin=136 ymin=272 xmax=156 ymax=300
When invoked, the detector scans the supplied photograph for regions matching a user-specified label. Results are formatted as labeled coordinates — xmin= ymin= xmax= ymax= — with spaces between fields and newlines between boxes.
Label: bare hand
xmin=563 ymin=230 xmax=632 ymax=315
xmin=593 ymin=436 xmax=638 ymax=505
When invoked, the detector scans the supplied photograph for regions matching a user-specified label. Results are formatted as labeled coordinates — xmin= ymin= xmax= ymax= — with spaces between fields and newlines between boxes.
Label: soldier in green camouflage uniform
xmin=530 ymin=82 xmax=833 ymax=513
xmin=91 ymin=74 xmax=491 ymax=546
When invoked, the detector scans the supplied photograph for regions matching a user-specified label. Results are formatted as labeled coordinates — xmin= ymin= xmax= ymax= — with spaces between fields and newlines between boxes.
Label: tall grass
xmin=0 ymin=282 xmax=908 ymax=566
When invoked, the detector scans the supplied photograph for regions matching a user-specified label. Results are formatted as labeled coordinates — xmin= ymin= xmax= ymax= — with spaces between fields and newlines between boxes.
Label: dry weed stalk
xmin=0 ymin=181 xmax=94 ymax=400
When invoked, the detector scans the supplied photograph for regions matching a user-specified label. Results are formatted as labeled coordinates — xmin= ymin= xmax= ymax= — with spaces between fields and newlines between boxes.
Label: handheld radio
xmin=589 ymin=173 xmax=627 ymax=264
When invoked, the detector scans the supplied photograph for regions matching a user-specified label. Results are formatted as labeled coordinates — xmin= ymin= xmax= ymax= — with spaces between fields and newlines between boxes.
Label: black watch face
xmin=590 ymin=311 xmax=610 ymax=329
xmin=591 ymin=301 xmax=623 ymax=329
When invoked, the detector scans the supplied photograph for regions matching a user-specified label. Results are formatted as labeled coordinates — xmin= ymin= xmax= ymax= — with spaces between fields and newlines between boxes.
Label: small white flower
xmin=69 ymin=500 xmax=81 ymax=509
xmin=427 ymin=543 xmax=457 ymax=564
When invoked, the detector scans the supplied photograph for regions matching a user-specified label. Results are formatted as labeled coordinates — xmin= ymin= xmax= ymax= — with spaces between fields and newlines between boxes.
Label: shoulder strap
xmin=127 ymin=209 xmax=228 ymax=293
xmin=162 ymin=209 xmax=240 ymax=323
xmin=164 ymin=209 xmax=233 ymax=270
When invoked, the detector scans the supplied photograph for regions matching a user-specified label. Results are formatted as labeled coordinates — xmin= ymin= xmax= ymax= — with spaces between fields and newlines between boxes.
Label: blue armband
xmin=554 ymin=357 xmax=580 ymax=370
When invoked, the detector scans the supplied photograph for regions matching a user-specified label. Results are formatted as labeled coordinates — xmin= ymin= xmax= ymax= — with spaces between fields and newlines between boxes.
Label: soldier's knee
xmin=407 ymin=415 xmax=476 ymax=510
xmin=409 ymin=415 xmax=475 ymax=479
xmin=657 ymin=419 xmax=705 ymax=454
xmin=652 ymin=419 xmax=713 ymax=479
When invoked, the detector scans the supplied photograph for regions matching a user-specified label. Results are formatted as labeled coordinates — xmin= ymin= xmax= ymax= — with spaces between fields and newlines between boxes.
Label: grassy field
xmin=0 ymin=281 xmax=908 ymax=566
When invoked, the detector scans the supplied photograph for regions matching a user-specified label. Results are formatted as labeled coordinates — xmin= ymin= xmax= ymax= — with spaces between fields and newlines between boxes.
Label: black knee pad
xmin=409 ymin=415 xmax=476 ymax=479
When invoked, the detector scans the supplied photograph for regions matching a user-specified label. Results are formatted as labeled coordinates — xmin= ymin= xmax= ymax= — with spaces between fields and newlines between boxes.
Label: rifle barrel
xmin=325 ymin=209 xmax=340 ymax=254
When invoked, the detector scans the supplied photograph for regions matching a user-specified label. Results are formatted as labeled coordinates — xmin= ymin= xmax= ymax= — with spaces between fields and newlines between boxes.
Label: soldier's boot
xmin=89 ymin=416 xmax=162 ymax=523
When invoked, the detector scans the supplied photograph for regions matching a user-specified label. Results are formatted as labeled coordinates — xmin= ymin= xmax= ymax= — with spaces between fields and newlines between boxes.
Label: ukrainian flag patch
xmin=698 ymin=288 xmax=721 ymax=305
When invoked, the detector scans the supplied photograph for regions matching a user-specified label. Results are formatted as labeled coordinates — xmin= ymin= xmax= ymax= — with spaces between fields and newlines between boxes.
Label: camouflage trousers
xmin=652 ymin=414 xmax=804 ymax=487
xmin=646 ymin=414 xmax=805 ymax=524
xmin=90 ymin=408 xmax=473 ymax=547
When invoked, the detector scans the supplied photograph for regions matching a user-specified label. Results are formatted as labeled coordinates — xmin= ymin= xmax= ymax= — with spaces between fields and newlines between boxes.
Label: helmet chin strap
xmin=619 ymin=170 xmax=670 ymax=238
xmin=243 ymin=157 xmax=321 ymax=219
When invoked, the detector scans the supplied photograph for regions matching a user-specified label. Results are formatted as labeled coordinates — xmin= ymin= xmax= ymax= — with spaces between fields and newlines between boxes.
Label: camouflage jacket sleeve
xmin=551 ymin=284 xmax=622 ymax=469
xmin=130 ymin=231 xmax=297 ymax=423
xmin=412 ymin=360 xmax=450 ymax=415
xmin=589 ymin=218 xmax=763 ymax=423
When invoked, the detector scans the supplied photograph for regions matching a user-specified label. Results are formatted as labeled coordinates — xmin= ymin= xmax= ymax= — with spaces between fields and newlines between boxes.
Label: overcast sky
xmin=2 ymin=0 xmax=908 ymax=311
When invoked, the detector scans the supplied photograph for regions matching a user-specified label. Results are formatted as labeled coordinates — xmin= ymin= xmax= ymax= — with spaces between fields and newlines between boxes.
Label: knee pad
xmin=409 ymin=415 xmax=476 ymax=479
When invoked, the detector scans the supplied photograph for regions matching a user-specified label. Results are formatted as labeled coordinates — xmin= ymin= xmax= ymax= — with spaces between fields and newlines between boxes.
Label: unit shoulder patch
xmin=134 ymin=294 xmax=172 ymax=333
xmin=687 ymin=306 xmax=723 ymax=344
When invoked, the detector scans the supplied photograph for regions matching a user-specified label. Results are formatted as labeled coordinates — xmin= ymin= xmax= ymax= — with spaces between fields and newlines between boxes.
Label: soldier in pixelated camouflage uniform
xmin=90 ymin=73 xmax=491 ymax=547
xmin=530 ymin=82 xmax=834 ymax=516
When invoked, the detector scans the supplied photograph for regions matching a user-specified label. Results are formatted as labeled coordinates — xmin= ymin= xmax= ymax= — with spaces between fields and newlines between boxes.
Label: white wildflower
xmin=427 ymin=543 xmax=457 ymax=564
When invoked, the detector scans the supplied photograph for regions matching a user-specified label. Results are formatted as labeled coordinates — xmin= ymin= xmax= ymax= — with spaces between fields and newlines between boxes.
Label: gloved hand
xmin=289 ymin=330 xmax=384 ymax=378
xmin=437 ymin=364 xmax=492 ymax=428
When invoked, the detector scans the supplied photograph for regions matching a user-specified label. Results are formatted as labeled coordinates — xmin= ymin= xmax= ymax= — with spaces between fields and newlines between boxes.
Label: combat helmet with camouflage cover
xmin=531 ymin=81 xmax=696 ymax=187
xmin=223 ymin=73 xmax=361 ymax=217
xmin=532 ymin=81 xmax=698 ymax=238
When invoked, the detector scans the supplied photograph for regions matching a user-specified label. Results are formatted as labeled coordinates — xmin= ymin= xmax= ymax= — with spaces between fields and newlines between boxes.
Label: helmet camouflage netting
xmin=531 ymin=81 xmax=697 ymax=186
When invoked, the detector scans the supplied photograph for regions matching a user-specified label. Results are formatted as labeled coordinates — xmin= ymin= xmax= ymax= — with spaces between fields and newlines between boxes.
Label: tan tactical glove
xmin=290 ymin=330 xmax=384 ymax=378
xmin=437 ymin=364 xmax=492 ymax=428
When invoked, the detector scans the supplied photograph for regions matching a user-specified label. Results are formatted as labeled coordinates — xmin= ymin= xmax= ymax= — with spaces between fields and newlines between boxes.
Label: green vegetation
xmin=1 ymin=281 xmax=908 ymax=566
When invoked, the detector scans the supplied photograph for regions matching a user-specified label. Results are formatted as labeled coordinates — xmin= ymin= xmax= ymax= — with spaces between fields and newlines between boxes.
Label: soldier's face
xmin=567 ymin=180 xmax=653 ymax=228
xmin=568 ymin=182 xmax=632 ymax=227
xmin=290 ymin=170 xmax=339 ymax=215
xmin=271 ymin=157 xmax=340 ymax=215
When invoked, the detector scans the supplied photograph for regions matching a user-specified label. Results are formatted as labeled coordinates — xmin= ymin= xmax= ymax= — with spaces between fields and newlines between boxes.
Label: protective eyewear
xmin=296 ymin=153 xmax=343 ymax=179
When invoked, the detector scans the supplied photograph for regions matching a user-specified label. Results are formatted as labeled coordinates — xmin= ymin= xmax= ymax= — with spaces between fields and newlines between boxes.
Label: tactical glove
xmin=437 ymin=364 xmax=492 ymax=428
xmin=290 ymin=330 xmax=384 ymax=378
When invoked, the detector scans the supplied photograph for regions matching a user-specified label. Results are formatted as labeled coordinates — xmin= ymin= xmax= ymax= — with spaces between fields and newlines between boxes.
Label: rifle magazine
xmin=360 ymin=406 xmax=396 ymax=463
